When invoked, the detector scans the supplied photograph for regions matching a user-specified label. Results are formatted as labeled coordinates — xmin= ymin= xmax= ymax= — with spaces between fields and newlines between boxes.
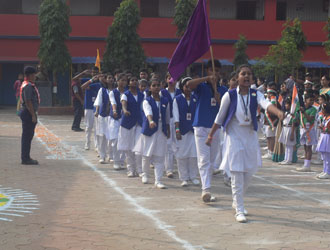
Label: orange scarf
xmin=20 ymin=79 xmax=40 ymax=104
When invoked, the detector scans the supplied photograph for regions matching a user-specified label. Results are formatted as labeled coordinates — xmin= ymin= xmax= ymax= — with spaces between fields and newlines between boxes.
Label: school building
xmin=0 ymin=0 xmax=329 ymax=106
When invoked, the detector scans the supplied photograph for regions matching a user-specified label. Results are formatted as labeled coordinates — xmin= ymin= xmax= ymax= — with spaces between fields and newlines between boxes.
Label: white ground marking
xmin=0 ymin=187 xmax=39 ymax=222
xmin=37 ymin=120 xmax=204 ymax=250
xmin=254 ymin=175 xmax=330 ymax=207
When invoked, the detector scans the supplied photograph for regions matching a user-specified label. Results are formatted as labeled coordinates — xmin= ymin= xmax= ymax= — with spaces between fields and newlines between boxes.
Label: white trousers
xmin=177 ymin=157 xmax=198 ymax=181
xmin=165 ymin=145 xmax=174 ymax=173
xmin=284 ymin=145 xmax=293 ymax=162
xmin=110 ymin=139 xmax=125 ymax=164
xmin=97 ymin=135 xmax=108 ymax=159
xmin=142 ymin=155 xmax=165 ymax=184
xmin=84 ymin=109 xmax=98 ymax=148
xmin=125 ymin=151 xmax=142 ymax=174
xmin=194 ymin=127 xmax=220 ymax=191
xmin=231 ymin=171 xmax=253 ymax=214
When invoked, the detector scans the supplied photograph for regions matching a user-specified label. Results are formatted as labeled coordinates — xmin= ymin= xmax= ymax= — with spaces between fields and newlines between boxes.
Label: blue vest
xmin=175 ymin=94 xmax=197 ymax=135
xmin=161 ymin=88 xmax=182 ymax=118
xmin=192 ymin=83 xmax=228 ymax=128
xmin=99 ymin=87 xmax=110 ymax=117
xmin=223 ymin=88 xmax=258 ymax=131
xmin=120 ymin=90 xmax=144 ymax=129
xmin=141 ymin=96 xmax=169 ymax=136
xmin=109 ymin=88 xmax=122 ymax=120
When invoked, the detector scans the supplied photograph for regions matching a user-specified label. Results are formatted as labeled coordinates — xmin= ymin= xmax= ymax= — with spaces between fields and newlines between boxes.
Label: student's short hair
xmin=206 ymin=59 xmax=221 ymax=69
xmin=267 ymin=81 xmax=277 ymax=90
xmin=313 ymin=89 xmax=320 ymax=96
xmin=321 ymin=102 xmax=330 ymax=114
xmin=284 ymin=97 xmax=292 ymax=105
xmin=92 ymin=66 xmax=99 ymax=72
xmin=117 ymin=73 xmax=127 ymax=81
xmin=320 ymin=94 xmax=330 ymax=102
xmin=24 ymin=66 xmax=37 ymax=76
xmin=229 ymin=71 xmax=236 ymax=80
xmin=235 ymin=64 xmax=252 ymax=77
xmin=304 ymin=93 xmax=314 ymax=100
xmin=139 ymin=79 xmax=149 ymax=86
xmin=124 ymin=69 xmax=132 ymax=74
xmin=140 ymin=68 xmax=148 ymax=74
xmin=322 ymin=75 xmax=330 ymax=81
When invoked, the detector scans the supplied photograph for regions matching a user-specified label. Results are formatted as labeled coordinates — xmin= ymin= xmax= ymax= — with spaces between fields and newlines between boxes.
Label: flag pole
xmin=210 ymin=45 xmax=215 ymax=75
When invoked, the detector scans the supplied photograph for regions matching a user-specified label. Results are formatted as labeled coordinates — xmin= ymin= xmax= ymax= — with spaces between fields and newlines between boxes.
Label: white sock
xmin=287 ymin=146 xmax=293 ymax=162
xmin=304 ymin=159 xmax=311 ymax=167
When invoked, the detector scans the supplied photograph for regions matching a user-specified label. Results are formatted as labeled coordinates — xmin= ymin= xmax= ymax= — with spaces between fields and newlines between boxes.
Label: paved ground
xmin=0 ymin=107 xmax=330 ymax=250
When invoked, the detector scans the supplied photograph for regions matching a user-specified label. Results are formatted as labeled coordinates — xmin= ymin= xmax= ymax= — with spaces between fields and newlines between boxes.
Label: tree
xmin=173 ymin=0 xmax=197 ymax=38
xmin=103 ymin=0 xmax=145 ymax=74
xmin=323 ymin=17 xmax=330 ymax=56
xmin=38 ymin=0 xmax=71 ymax=86
xmin=259 ymin=18 xmax=306 ymax=82
xmin=233 ymin=34 xmax=249 ymax=68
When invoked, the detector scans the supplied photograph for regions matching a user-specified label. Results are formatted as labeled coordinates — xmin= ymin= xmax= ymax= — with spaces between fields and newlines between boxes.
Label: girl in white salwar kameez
xmin=133 ymin=79 xmax=170 ymax=189
xmin=94 ymin=74 xmax=112 ymax=164
xmin=173 ymin=77 xmax=200 ymax=187
xmin=109 ymin=73 xmax=127 ymax=170
xmin=117 ymin=76 xmax=144 ymax=177
xmin=206 ymin=65 xmax=283 ymax=223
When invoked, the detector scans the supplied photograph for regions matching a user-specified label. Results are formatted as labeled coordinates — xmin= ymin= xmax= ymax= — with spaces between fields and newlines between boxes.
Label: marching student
xmin=173 ymin=77 xmax=200 ymax=187
xmin=186 ymin=59 xmax=228 ymax=202
xmin=80 ymin=67 xmax=101 ymax=149
xmin=160 ymin=72 xmax=182 ymax=178
xmin=109 ymin=73 xmax=127 ymax=170
xmin=117 ymin=76 xmax=144 ymax=177
xmin=133 ymin=78 xmax=170 ymax=189
xmin=206 ymin=64 xmax=283 ymax=223
xmin=296 ymin=93 xmax=318 ymax=172
xmin=316 ymin=102 xmax=330 ymax=179
xmin=139 ymin=79 xmax=149 ymax=98
xmin=278 ymin=98 xmax=299 ymax=165
xmin=94 ymin=74 xmax=112 ymax=164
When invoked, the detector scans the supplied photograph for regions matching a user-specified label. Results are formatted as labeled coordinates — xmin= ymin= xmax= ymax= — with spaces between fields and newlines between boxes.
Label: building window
xmin=22 ymin=0 xmax=42 ymax=14
xmin=237 ymin=1 xmax=257 ymax=20
xmin=0 ymin=0 xmax=22 ymax=14
xmin=276 ymin=1 xmax=286 ymax=20
xmin=159 ymin=0 xmax=175 ymax=18
xmin=70 ymin=0 xmax=100 ymax=16
xmin=140 ymin=0 xmax=159 ymax=17
xmin=100 ymin=0 xmax=122 ymax=16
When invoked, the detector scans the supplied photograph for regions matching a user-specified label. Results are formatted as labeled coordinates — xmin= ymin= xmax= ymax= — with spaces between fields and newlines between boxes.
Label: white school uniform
xmin=133 ymin=98 xmax=170 ymax=183
xmin=214 ymin=87 xmax=271 ymax=215
xmin=117 ymin=93 xmax=142 ymax=174
xmin=108 ymin=89 xmax=125 ymax=164
xmin=173 ymin=96 xmax=198 ymax=181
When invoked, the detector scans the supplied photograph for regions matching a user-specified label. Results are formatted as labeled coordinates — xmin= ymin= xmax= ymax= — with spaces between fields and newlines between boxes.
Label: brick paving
xmin=0 ymin=107 xmax=330 ymax=250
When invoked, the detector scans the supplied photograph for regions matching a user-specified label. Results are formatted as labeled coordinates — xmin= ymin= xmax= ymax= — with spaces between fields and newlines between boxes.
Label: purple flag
xmin=168 ymin=0 xmax=211 ymax=81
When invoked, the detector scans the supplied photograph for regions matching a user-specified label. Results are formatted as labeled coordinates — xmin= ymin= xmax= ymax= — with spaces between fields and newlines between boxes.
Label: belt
xmin=283 ymin=125 xmax=292 ymax=127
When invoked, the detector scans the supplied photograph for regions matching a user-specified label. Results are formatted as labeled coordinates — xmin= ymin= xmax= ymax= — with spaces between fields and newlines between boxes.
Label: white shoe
xmin=138 ymin=173 xmax=144 ymax=178
xmin=99 ymin=158 xmax=106 ymax=164
xmin=262 ymin=146 xmax=268 ymax=150
xmin=108 ymin=158 xmax=114 ymax=163
xmin=181 ymin=181 xmax=188 ymax=187
xmin=213 ymin=169 xmax=221 ymax=175
xmin=262 ymin=153 xmax=272 ymax=159
xmin=127 ymin=171 xmax=134 ymax=178
xmin=279 ymin=160 xmax=292 ymax=165
xmin=312 ymin=160 xmax=323 ymax=165
xmin=114 ymin=164 xmax=121 ymax=170
xmin=232 ymin=204 xmax=248 ymax=215
xmin=299 ymin=155 xmax=305 ymax=159
xmin=317 ymin=173 xmax=330 ymax=179
xmin=142 ymin=175 xmax=148 ymax=184
xmin=235 ymin=213 xmax=247 ymax=223
xmin=166 ymin=172 xmax=174 ymax=178
xmin=296 ymin=166 xmax=311 ymax=172
xmin=84 ymin=145 xmax=90 ymax=150
xmin=201 ymin=191 xmax=211 ymax=203
xmin=191 ymin=179 xmax=200 ymax=185
xmin=155 ymin=183 xmax=166 ymax=189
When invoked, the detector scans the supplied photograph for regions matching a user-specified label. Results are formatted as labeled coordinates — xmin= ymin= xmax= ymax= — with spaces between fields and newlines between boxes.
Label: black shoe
xmin=21 ymin=159 xmax=39 ymax=165
xmin=72 ymin=128 xmax=84 ymax=132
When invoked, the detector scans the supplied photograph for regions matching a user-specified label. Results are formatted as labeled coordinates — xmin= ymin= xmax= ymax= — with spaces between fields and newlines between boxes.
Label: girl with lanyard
xmin=133 ymin=78 xmax=170 ymax=189
xmin=206 ymin=65 xmax=283 ymax=223
xmin=316 ymin=102 xmax=330 ymax=179
xmin=117 ymin=76 xmax=144 ymax=177
xmin=109 ymin=73 xmax=127 ymax=170
xmin=173 ymin=77 xmax=200 ymax=187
